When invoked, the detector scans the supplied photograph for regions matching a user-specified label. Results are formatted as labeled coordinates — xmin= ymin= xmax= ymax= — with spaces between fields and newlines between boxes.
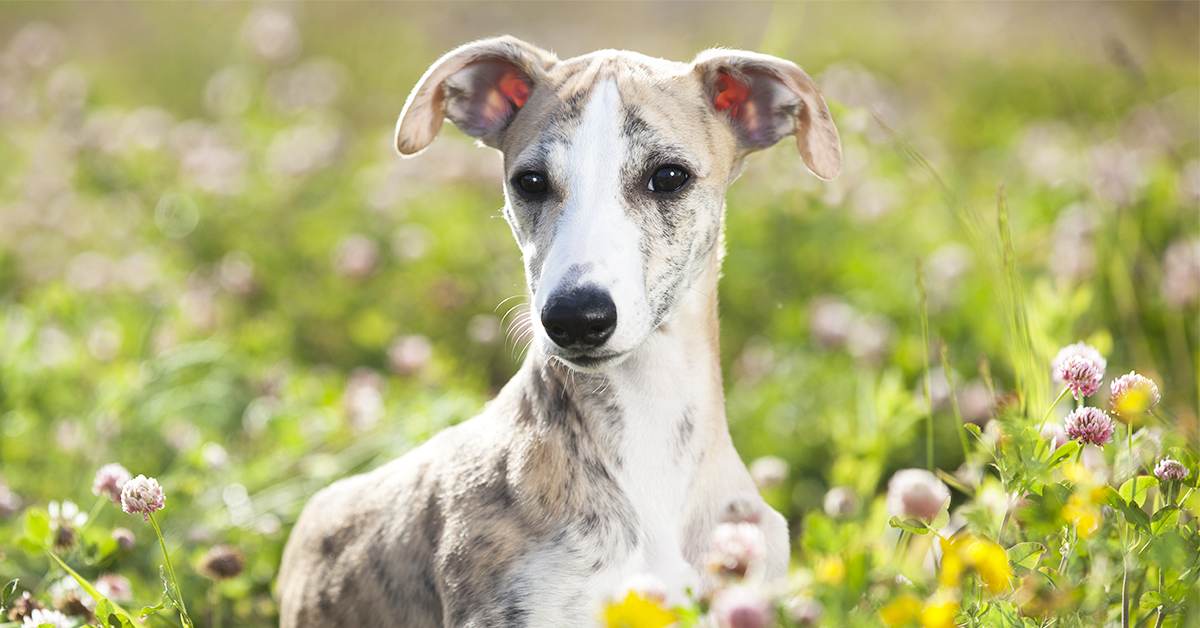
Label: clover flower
xmin=1051 ymin=342 xmax=1106 ymax=382
xmin=706 ymin=521 xmax=766 ymax=579
xmin=198 ymin=545 xmax=246 ymax=580
xmin=711 ymin=585 xmax=772 ymax=628
xmin=112 ymin=527 xmax=135 ymax=549
xmin=121 ymin=475 xmax=165 ymax=521
xmin=1109 ymin=371 xmax=1160 ymax=422
xmin=748 ymin=455 xmax=788 ymax=489
xmin=1064 ymin=407 xmax=1114 ymax=447
xmin=1056 ymin=355 xmax=1102 ymax=400
xmin=1154 ymin=457 xmax=1189 ymax=483
xmin=7 ymin=592 xmax=43 ymax=622
xmin=95 ymin=573 xmax=133 ymax=602
xmin=21 ymin=608 xmax=73 ymax=628
xmin=92 ymin=462 xmax=132 ymax=506
xmin=823 ymin=486 xmax=858 ymax=518
xmin=886 ymin=469 xmax=950 ymax=524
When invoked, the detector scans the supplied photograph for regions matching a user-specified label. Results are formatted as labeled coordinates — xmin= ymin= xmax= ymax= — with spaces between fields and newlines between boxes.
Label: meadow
xmin=0 ymin=2 xmax=1196 ymax=627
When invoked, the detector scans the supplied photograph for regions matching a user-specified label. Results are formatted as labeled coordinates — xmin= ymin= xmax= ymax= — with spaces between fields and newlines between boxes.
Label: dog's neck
xmin=508 ymin=231 xmax=727 ymax=589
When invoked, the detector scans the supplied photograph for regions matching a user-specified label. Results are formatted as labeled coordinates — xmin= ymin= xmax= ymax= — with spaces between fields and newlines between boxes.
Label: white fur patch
xmin=533 ymin=81 xmax=652 ymax=360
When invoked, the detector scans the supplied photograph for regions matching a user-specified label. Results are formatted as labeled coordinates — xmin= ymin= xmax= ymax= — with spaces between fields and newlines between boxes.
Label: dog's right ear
xmin=395 ymin=37 xmax=557 ymax=156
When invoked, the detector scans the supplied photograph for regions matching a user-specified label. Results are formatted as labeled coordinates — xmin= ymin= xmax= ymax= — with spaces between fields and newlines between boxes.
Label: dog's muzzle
xmin=540 ymin=285 xmax=617 ymax=350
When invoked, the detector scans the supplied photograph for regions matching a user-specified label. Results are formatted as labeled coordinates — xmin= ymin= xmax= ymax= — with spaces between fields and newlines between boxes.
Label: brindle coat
xmin=278 ymin=36 xmax=840 ymax=628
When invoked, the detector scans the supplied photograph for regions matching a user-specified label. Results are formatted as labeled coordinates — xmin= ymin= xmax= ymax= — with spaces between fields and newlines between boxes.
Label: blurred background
xmin=0 ymin=2 xmax=1196 ymax=626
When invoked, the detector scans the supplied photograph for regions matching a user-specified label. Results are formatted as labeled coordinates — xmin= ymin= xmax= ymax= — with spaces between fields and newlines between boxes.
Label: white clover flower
xmin=710 ymin=584 xmax=772 ymax=628
xmin=748 ymin=456 xmax=788 ymax=489
xmin=95 ymin=573 xmax=133 ymax=602
xmin=121 ymin=475 xmax=165 ymax=521
xmin=22 ymin=608 xmax=74 ymax=628
xmin=886 ymin=469 xmax=950 ymax=524
xmin=92 ymin=462 xmax=132 ymax=505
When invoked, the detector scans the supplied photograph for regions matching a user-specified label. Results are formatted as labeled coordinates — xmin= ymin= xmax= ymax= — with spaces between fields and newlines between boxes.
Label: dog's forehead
xmin=501 ymin=50 xmax=723 ymax=167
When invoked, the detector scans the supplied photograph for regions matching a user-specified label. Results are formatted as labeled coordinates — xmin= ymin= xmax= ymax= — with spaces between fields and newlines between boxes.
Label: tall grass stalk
xmin=917 ymin=256 xmax=934 ymax=471
xmin=938 ymin=340 xmax=971 ymax=462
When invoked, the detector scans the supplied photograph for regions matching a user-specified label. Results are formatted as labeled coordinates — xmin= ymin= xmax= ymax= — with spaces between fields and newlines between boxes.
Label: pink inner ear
xmin=713 ymin=74 xmax=750 ymax=118
xmin=498 ymin=70 xmax=531 ymax=108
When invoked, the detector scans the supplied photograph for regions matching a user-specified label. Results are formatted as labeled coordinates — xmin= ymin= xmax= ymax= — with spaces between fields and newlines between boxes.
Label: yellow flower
xmin=603 ymin=592 xmax=676 ymax=628
xmin=962 ymin=538 xmax=1011 ymax=594
xmin=880 ymin=595 xmax=922 ymax=627
xmin=1061 ymin=462 xmax=1091 ymax=486
xmin=938 ymin=534 xmax=1011 ymax=594
xmin=937 ymin=537 xmax=965 ymax=588
xmin=1062 ymin=495 xmax=1101 ymax=538
xmin=815 ymin=555 xmax=846 ymax=585
xmin=918 ymin=592 xmax=960 ymax=628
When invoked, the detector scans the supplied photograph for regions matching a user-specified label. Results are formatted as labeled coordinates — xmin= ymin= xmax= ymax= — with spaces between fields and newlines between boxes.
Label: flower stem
xmin=1038 ymin=386 xmax=1071 ymax=433
xmin=149 ymin=512 xmax=192 ymax=627
xmin=76 ymin=495 xmax=108 ymax=539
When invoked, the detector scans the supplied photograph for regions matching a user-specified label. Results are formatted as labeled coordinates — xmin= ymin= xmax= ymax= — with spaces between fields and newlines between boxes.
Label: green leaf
xmin=888 ymin=516 xmax=930 ymax=535
xmin=965 ymin=423 xmax=983 ymax=442
xmin=94 ymin=599 xmax=116 ymax=624
xmin=23 ymin=508 xmax=51 ymax=547
xmin=1119 ymin=476 xmax=1158 ymax=508
xmin=1047 ymin=440 xmax=1081 ymax=468
xmin=1 ymin=578 xmax=18 ymax=611
xmin=139 ymin=599 xmax=165 ymax=619
xmin=1151 ymin=506 xmax=1180 ymax=534
xmin=1006 ymin=542 xmax=1046 ymax=571
xmin=1139 ymin=591 xmax=1168 ymax=610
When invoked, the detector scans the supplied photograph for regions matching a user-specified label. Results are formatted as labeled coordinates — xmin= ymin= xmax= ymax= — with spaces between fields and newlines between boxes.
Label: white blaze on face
xmin=533 ymin=81 xmax=651 ymax=356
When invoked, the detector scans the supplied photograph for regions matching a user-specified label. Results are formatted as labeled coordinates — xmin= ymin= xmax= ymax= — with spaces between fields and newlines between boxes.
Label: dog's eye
xmin=516 ymin=171 xmax=548 ymax=195
xmin=649 ymin=166 xmax=689 ymax=193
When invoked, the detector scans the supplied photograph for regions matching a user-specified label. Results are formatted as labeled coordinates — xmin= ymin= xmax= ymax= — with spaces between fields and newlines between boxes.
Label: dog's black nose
xmin=541 ymin=286 xmax=617 ymax=349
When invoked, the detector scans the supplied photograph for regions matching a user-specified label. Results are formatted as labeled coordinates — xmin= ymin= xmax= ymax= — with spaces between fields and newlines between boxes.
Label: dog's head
xmin=397 ymin=37 xmax=840 ymax=371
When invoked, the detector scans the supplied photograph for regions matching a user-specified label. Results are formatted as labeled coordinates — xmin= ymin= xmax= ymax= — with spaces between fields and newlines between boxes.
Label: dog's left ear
xmin=396 ymin=36 xmax=558 ymax=155
xmin=693 ymin=50 xmax=841 ymax=180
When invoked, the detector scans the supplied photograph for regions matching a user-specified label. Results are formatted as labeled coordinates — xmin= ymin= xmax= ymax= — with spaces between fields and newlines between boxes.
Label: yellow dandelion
xmin=814 ymin=555 xmax=846 ymax=585
xmin=880 ymin=595 xmax=922 ymax=627
xmin=603 ymin=591 xmax=676 ymax=628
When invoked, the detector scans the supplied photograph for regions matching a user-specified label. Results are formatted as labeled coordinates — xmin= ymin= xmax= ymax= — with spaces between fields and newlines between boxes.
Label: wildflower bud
xmin=95 ymin=573 xmax=133 ymax=602
xmin=886 ymin=469 xmax=950 ymax=524
xmin=121 ymin=475 xmax=166 ymax=521
xmin=112 ymin=527 xmax=136 ymax=549
xmin=1064 ymin=407 xmax=1115 ymax=447
xmin=53 ymin=525 xmax=75 ymax=551
xmin=1056 ymin=355 xmax=1102 ymax=400
xmin=1154 ymin=457 xmax=1190 ymax=483
xmin=1109 ymin=371 xmax=1160 ymax=422
xmin=823 ymin=486 xmax=858 ymax=518
xmin=749 ymin=456 xmax=788 ymax=489
xmin=198 ymin=545 xmax=246 ymax=580
xmin=1051 ymin=342 xmax=1106 ymax=383
xmin=92 ymin=462 xmax=132 ymax=506
xmin=706 ymin=522 xmax=766 ymax=579
xmin=710 ymin=585 xmax=772 ymax=628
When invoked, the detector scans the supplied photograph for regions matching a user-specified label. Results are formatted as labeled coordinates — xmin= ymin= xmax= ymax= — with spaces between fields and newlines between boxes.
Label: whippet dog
xmin=278 ymin=36 xmax=840 ymax=627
